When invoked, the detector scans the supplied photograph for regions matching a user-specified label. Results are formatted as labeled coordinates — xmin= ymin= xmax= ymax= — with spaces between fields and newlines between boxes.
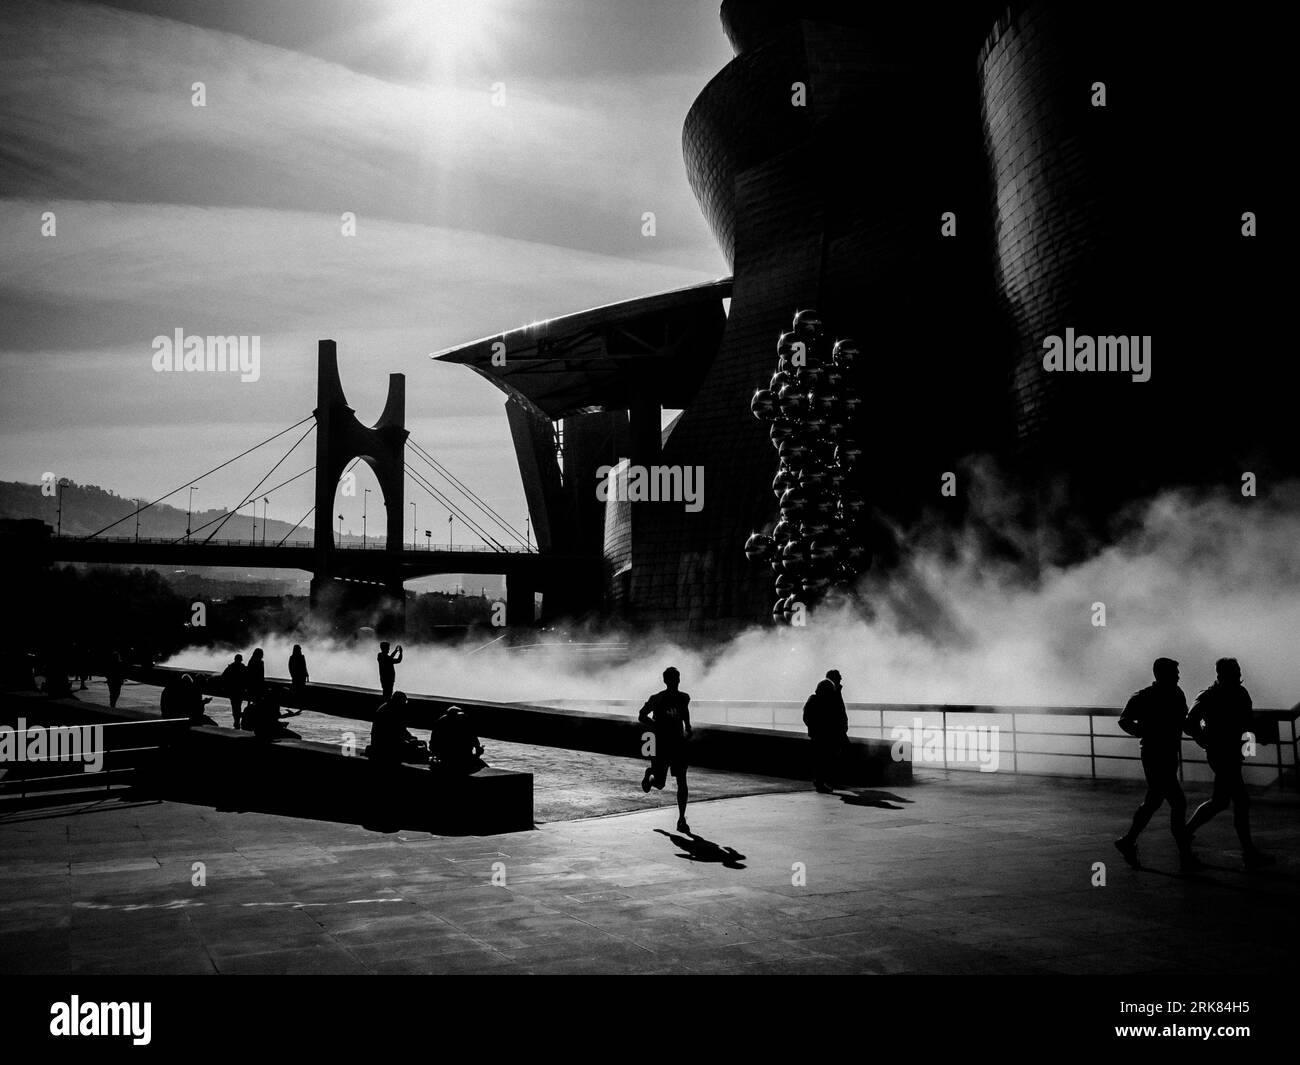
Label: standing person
xmin=1113 ymin=658 xmax=1197 ymax=870
xmin=245 ymin=648 xmax=266 ymax=705
xmin=288 ymin=644 xmax=309 ymax=699
xmin=638 ymin=666 xmax=694 ymax=834
xmin=377 ymin=641 xmax=403 ymax=701
xmin=220 ymin=653 xmax=247 ymax=729
xmin=105 ymin=651 xmax=125 ymax=709
xmin=803 ymin=669 xmax=849 ymax=793
xmin=1183 ymin=658 xmax=1274 ymax=868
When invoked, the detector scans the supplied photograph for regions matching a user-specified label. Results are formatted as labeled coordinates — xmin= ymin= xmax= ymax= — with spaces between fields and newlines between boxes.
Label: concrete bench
xmin=161 ymin=726 xmax=532 ymax=834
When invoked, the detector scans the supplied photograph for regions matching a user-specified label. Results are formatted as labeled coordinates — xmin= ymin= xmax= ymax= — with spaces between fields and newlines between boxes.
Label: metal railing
xmin=49 ymin=534 xmax=534 ymax=554
xmin=534 ymin=699 xmax=1300 ymax=788
xmin=0 ymin=718 xmax=190 ymax=801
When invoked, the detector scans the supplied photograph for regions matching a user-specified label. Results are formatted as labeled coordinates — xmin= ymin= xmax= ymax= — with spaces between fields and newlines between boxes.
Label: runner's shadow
xmin=654 ymin=829 xmax=747 ymax=869
xmin=839 ymin=789 xmax=912 ymax=810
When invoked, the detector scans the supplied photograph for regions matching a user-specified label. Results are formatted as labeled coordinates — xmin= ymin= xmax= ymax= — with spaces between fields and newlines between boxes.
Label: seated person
xmin=365 ymin=692 xmax=427 ymax=764
xmin=241 ymin=690 xmax=302 ymax=738
xmin=428 ymin=705 xmax=487 ymax=775
xmin=162 ymin=674 xmax=217 ymax=725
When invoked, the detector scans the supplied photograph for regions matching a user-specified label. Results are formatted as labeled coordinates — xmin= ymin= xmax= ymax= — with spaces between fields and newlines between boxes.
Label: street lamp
xmin=410 ymin=502 xmax=416 ymax=550
xmin=525 ymin=516 xmax=530 ymax=551
xmin=262 ymin=497 xmax=270 ymax=547
xmin=135 ymin=498 xmax=142 ymax=542
xmin=56 ymin=478 xmax=70 ymax=536
xmin=424 ymin=529 xmax=431 ymax=551
xmin=337 ymin=513 xmax=344 ymax=542
xmin=187 ymin=486 xmax=198 ymax=541
xmin=363 ymin=488 xmax=370 ymax=549
xmin=448 ymin=512 xmax=454 ymax=549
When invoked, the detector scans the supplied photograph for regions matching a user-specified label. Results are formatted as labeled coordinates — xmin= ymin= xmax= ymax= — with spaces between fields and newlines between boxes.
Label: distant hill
xmin=0 ymin=479 xmax=314 ymax=543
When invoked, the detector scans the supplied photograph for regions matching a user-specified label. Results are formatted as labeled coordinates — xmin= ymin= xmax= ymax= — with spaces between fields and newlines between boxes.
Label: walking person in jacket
xmin=803 ymin=669 xmax=849 ymax=793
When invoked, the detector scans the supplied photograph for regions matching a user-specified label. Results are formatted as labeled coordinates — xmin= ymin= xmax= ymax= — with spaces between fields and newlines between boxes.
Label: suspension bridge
xmin=38 ymin=341 xmax=599 ymax=626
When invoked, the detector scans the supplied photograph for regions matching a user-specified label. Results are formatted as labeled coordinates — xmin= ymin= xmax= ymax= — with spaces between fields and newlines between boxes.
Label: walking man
xmin=377 ymin=641 xmax=403 ymax=701
xmin=1113 ymin=657 xmax=1197 ymax=870
xmin=1184 ymin=658 xmax=1273 ymax=868
xmin=803 ymin=669 xmax=849 ymax=793
xmin=638 ymin=666 xmax=694 ymax=834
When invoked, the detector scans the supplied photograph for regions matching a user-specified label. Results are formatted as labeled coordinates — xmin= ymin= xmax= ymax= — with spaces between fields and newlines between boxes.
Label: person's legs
xmin=108 ymin=682 xmax=121 ymax=708
xmin=674 ymin=765 xmax=689 ymax=831
xmin=1186 ymin=757 xmax=1233 ymax=835
xmin=231 ymin=698 xmax=242 ymax=729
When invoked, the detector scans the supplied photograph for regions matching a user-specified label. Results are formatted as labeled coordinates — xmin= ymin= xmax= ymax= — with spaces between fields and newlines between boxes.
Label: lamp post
xmin=186 ymin=486 xmax=198 ymax=542
xmin=337 ymin=513 xmax=344 ymax=542
xmin=525 ymin=516 xmax=530 ymax=550
xmin=410 ymin=502 xmax=416 ymax=550
xmin=363 ymin=488 xmax=370 ymax=549
xmin=262 ymin=497 xmax=269 ymax=547
xmin=448 ymin=512 xmax=454 ymax=549
xmin=135 ymin=498 xmax=142 ymax=542
xmin=56 ymin=478 xmax=70 ymax=536
xmin=424 ymin=529 xmax=431 ymax=551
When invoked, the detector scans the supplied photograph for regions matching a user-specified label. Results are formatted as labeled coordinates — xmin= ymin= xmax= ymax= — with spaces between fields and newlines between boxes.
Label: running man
xmin=638 ymin=666 xmax=694 ymax=833
xmin=1183 ymin=658 xmax=1274 ymax=869
xmin=1113 ymin=657 xmax=1197 ymax=870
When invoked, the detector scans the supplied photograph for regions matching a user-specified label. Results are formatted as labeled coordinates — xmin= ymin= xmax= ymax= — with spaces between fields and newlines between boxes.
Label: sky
xmin=0 ymin=0 xmax=732 ymax=549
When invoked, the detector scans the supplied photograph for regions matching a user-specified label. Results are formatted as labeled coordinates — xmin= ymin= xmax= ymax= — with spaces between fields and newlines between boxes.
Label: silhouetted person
xmin=1184 ymin=658 xmax=1273 ymax=868
xmin=288 ymin=644 xmax=309 ymax=698
xmin=803 ymin=670 xmax=849 ymax=793
xmin=41 ymin=651 xmax=73 ymax=699
xmin=220 ymin=653 xmax=247 ymax=729
xmin=638 ymin=666 xmax=693 ymax=833
xmin=245 ymin=647 xmax=265 ymax=693
xmin=377 ymin=641 xmax=403 ymax=700
xmin=242 ymin=689 xmax=301 ymax=740
xmin=1114 ymin=657 xmax=1196 ymax=870
xmin=105 ymin=652 xmax=125 ymax=709
xmin=428 ymin=705 xmax=486 ymax=775
xmin=163 ymin=674 xmax=215 ymax=726
xmin=367 ymin=691 xmax=425 ymax=763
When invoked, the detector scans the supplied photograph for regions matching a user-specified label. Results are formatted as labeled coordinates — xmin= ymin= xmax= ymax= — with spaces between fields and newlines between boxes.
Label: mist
xmin=168 ymin=482 xmax=1300 ymax=711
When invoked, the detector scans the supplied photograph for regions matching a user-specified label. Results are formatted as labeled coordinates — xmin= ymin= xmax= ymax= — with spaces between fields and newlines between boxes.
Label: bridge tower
xmin=310 ymin=340 xmax=408 ymax=628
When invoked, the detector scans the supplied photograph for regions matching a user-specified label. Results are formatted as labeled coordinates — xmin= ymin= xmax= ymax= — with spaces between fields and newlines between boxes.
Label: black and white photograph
xmin=0 ymin=0 xmax=1291 ymax=1045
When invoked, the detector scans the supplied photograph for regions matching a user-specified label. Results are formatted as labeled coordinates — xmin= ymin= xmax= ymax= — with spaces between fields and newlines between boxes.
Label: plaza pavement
xmin=1 ymin=722 xmax=1295 ymax=975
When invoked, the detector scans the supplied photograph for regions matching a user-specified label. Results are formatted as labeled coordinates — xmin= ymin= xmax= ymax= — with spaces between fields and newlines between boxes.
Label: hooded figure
xmin=803 ymin=674 xmax=849 ymax=793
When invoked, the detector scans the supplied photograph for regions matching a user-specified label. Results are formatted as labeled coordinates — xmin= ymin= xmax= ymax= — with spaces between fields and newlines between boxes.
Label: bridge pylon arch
xmin=310 ymin=339 xmax=408 ymax=623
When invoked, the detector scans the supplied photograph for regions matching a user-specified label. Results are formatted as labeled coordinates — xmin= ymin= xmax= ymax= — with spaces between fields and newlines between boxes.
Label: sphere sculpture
xmin=743 ymin=310 xmax=873 ymax=623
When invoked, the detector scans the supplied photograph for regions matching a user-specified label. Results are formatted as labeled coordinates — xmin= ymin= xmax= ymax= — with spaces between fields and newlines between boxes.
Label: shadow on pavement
xmin=654 ymin=828 xmax=747 ymax=868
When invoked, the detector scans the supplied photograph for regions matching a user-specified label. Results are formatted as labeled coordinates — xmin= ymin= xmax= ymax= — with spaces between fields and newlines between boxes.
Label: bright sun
xmin=382 ymin=0 xmax=511 ymax=82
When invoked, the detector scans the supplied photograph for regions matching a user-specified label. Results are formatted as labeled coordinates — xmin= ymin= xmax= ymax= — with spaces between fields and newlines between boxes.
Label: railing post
xmin=1088 ymin=712 xmax=1096 ymax=780
xmin=1010 ymin=712 xmax=1018 ymax=774
xmin=941 ymin=709 xmax=947 ymax=771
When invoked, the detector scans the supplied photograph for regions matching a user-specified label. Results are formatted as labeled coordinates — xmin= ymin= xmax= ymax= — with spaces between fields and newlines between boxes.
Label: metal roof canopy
xmin=431 ymin=278 xmax=732 ymax=420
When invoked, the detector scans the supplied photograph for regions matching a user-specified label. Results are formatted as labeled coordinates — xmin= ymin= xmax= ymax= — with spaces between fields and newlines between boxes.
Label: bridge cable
xmin=406 ymin=440 xmax=531 ymax=549
xmin=273 ymin=457 xmax=360 ymax=547
xmin=403 ymin=466 xmax=503 ymax=550
xmin=193 ymin=423 xmax=315 ymax=543
xmin=407 ymin=439 xmax=531 ymax=548
xmin=81 ymin=416 xmax=315 ymax=540
xmin=182 ymin=465 xmax=315 ymax=543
